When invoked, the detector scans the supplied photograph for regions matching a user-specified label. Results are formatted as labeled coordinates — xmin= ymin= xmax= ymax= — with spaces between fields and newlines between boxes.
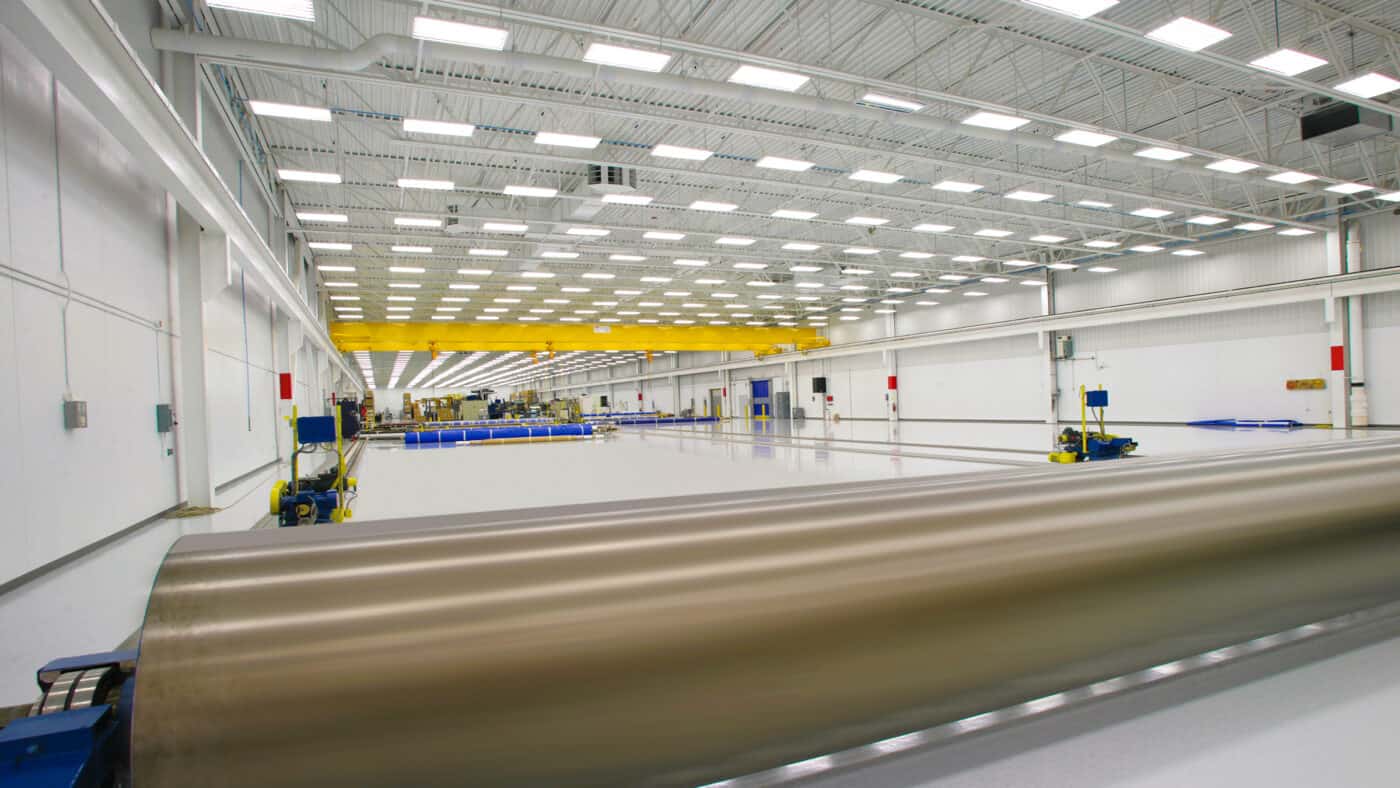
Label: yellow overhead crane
xmin=330 ymin=322 xmax=829 ymax=355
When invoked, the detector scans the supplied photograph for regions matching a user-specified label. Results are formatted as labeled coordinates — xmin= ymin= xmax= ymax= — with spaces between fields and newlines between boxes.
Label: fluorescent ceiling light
xmin=1146 ymin=17 xmax=1233 ymax=52
xmin=208 ymin=0 xmax=315 ymax=20
xmin=317 ymin=265 xmax=354 ymax=272
xmin=1088 ymin=266 xmax=1118 ymax=273
xmin=733 ymin=262 xmax=767 ymax=269
xmin=457 ymin=268 xmax=492 ymax=275
xmin=756 ymin=156 xmax=815 ymax=171
xmin=583 ymin=42 xmax=672 ymax=72
xmin=1278 ymin=228 xmax=1317 ymax=237
xmin=279 ymin=169 xmax=341 ymax=184
xmin=849 ymin=169 xmax=903 ymax=184
xmin=890 ymin=271 xmax=920 ymax=278
xmin=610 ymin=254 xmax=647 ymax=261
xmin=913 ymin=223 xmax=954 ymax=233
xmin=1325 ymin=183 xmax=1372 ymax=195
xmin=1005 ymin=260 xmax=1036 ymax=267
xmin=950 ymin=256 xmax=983 ymax=264
xmin=1077 ymin=199 xmax=1114 ymax=208
xmin=788 ymin=264 xmax=823 ymax=271
xmin=504 ymin=185 xmax=558 ymax=198
xmin=403 ymin=118 xmax=474 ymax=137
xmin=582 ymin=273 xmax=616 ymax=279
xmin=468 ymin=248 xmax=508 ymax=256
xmin=388 ymin=283 xmax=421 ymax=289
xmin=772 ymin=209 xmax=819 ymax=220
xmin=783 ymin=242 xmax=821 ymax=251
xmin=979 ymin=277 xmax=1008 ymax=284
xmin=728 ymin=64 xmax=809 ymax=92
xmin=1046 ymin=263 xmax=1077 ymax=270
xmin=1173 ymin=249 xmax=1205 ymax=257
xmin=535 ymin=131 xmax=601 ymax=149
xmin=308 ymin=242 xmax=352 ymax=251
xmin=940 ymin=273 xmax=971 ymax=280
xmin=388 ymin=266 xmax=425 ymax=274
xmin=1267 ymin=171 xmax=1317 ymax=185
xmin=846 ymin=216 xmax=889 ymax=226
xmin=1206 ymin=159 xmax=1259 ymax=174
xmin=673 ymin=259 xmax=708 ymax=267
xmin=1378 ymin=192 xmax=1400 ymax=202
xmin=1130 ymin=245 xmax=1164 ymax=253
xmin=539 ymin=252 xmax=578 ymax=259
xmin=652 ymin=144 xmax=713 ymax=161
xmin=1130 ymin=207 xmax=1173 ymax=219
xmin=899 ymin=251 xmax=934 ymax=259
xmin=1186 ymin=215 xmax=1228 ymax=225
xmin=715 ymin=237 xmax=757 ymax=246
xmin=975 ymin=229 xmax=1014 ymax=238
xmin=1006 ymin=190 xmax=1053 ymax=202
xmin=602 ymin=193 xmax=653 ymax=205
xmin=1135 ymin=147 xmax=1191 ymax=161
xmin=859 ymin=93 xmax=924 ymax=112
xmin=1056 ymin=129 xmax=1118 ymax=147
xmin=794 ymin=282 xmax=824 ymax=289
xmin=394 ymin=216 xmax=442 ymax=227
xmin=483 ymin=222 xmax=528 ymax=233
xmin=1084 ymin=240 xmax=1120 ymax=248
xmin=933 ymin=180 xmax=983 ymax=193
xmin=411 ymin=16 xmax=509 ymax=51
xmin=297 ymin=212 xmax=347 ymax=223
xmin=398 ymin=177 xmax=453 ymax=190
xmin=391 ymin=245 xmax=432 ymax=253
xmin=1250 ymin=49 xmax=1327 ymax=76
xmin=1021 ymin=0 xmax=1119 ymax=20
xmin=640 ymin=276 xmax=672 ymax=283
xmin=1335 ymin=72 xmax=1400 ymax=99
xmin=689 ymin=200 xmax=737 ymax=212
xmin=520 ymin=271 xmax=555 ymax=279
xmin=961 ymin=111 xmax=1031 ymax=130
xmin=566 ymin=227 xmax=610 ymax=236
xmin=1234 ymin=222 xmax=1274 ymax=231
xmin=247 ymin=100 xmax=331 ymax=122
xmin=644 ymin=231 xmax=686 ymax=240
xmin=843 ymin=247 xmax=879 ymax=255
xmin=1030 ymin=234 xmax=1068 ymax=243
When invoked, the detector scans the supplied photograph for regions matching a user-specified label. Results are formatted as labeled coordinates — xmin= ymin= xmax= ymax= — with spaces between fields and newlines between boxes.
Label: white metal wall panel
xmin=2 ymin=27 xmax=61 ymax=283
xmin=1358 ymin=214 xmax=1400 ymax=271
xmin=1363 ymin=291 xmax=1400 ymax=425
xmin=1060 ymin=302 xmax=1332 ymax=423
xmin=898 ymin=335 xmax=1044 ymax=421
xmin=205 ymin=272 xmax=279 ymax=485
xmin=898 ymin=289 xmax=1043 ymax=334
xmin=1056 ymin=232 xmax=1328 ymax=314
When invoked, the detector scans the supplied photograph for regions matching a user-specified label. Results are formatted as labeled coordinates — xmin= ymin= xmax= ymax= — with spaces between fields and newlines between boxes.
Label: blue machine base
xmin=278 ymin=489 xmax=340 ymax=527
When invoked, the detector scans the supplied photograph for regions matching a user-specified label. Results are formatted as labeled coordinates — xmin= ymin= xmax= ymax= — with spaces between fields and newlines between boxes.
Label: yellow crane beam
xmin=330 ymin=322 xmax=829 ymax=354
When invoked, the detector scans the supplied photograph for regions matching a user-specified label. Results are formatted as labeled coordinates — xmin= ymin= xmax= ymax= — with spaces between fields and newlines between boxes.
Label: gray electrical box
xmin=1054 ymin=335 xmax=1074 ymax=360
xmin=156 ymin=403 xmax=173 ymax=433
xmin=63 ymin=399 xmax=88 ymax=429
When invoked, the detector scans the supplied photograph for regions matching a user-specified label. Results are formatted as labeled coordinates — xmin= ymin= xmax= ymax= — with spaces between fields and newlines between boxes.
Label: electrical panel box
xmin=156 ymin=404 xmax=173 ymax=433
xmin=812 ymin=376 xmax=828 ymax=394
xmin=1054 ymin=335 xmax=1074 ymax=360
xmin=63 ymin=399 xmax=88 ymax=429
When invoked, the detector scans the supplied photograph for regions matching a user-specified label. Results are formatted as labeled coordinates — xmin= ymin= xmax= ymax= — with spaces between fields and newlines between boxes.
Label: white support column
xmin=1346 ymin=224 xmax=1368 ymax=427
xmin=1325 ymin=227 xmax=1350 ymax=428
xmin=1042 ymin=273 xmax=1059 ymax=429
xmin=784 ymin=361 xmax=797 ymax=421
xmin=883 ymin=311 xmax=898 ymax=422
xmin=172 ymin=208 xmax=227 ymax=506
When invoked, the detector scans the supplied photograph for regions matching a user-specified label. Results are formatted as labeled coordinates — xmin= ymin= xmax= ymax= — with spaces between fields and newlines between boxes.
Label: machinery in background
xmin=362 ymin=390 xmax=375 ymax=428
xmin=546 ymin=397 xmax=583 ymax=423
xmin=269 ymin=402 xmax=358 ymax=526
xmin=1049 ymin=385 xmax=1138 ymax=463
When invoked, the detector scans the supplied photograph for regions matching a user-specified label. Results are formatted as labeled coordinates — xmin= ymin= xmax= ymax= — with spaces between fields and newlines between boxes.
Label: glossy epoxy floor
xmin=349 ymin=419 xmax=1388 ymax=521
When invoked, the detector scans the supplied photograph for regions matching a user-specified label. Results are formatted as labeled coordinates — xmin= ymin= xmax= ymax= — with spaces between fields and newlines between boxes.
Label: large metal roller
xmin=132 ymin=439 xmax=1400 ymax=786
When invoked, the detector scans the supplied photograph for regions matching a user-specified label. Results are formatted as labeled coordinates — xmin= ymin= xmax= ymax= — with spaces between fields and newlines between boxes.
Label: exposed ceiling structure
xmin=162 ymin=0 xmax=1400 ymax=389
xmin=354 ymin=348 xmax=671 ymax=392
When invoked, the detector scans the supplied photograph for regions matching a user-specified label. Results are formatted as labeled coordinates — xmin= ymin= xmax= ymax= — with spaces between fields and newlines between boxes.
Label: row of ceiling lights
xmin=232 ymin=1 xmax=1399 ymax=198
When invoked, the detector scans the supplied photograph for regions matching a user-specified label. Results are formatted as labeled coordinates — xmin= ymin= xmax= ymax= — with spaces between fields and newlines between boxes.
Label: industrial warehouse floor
xmin=350 ymin=419 xmax=1382 ymax=521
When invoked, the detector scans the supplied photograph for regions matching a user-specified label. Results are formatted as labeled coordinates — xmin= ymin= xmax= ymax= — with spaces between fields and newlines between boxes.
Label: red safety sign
xmin=1331 ymin=345 xmax=1345 ymax=371
xmin=278 ymin=373 xmax=293 ymax=400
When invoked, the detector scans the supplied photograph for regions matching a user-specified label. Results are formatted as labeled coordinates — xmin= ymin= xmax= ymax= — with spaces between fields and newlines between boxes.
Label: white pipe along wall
xmin=0 ymin=6 xmax=356 ymax=704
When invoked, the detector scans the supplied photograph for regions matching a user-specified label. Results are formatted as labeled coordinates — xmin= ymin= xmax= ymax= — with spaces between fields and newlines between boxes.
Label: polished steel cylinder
xmin=132 ymin=439 xmax=1400 ymax=786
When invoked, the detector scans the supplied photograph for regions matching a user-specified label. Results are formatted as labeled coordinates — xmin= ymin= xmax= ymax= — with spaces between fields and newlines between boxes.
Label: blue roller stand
xmin=406 ymin=424 xmax=593 ymax=445
xmin=0 ymin=650 xmax=137 ymax=787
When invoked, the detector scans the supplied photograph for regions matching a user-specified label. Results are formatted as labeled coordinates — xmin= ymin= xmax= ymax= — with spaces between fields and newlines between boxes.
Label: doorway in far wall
xmin=751 ymin=379 xmax=772 ymax=418
xmin=708 ymin=388 xmax=723 ymax=419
